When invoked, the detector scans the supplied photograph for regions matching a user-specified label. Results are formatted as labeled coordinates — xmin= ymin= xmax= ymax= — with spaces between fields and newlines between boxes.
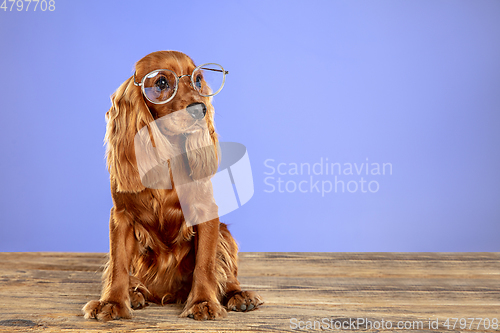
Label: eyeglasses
xmin=133 ymin=63 xmax=228 ymax=105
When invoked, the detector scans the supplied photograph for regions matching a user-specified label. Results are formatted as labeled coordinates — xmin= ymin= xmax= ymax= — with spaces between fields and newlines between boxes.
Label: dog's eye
xmin=195 ymin=75 xmax=202 ymax=89
xmin=155 ymin=76 xmax=169 ymax=92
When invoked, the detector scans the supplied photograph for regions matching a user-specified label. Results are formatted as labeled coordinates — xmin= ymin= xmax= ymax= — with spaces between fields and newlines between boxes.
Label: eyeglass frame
xmin=133 ymin=63 xmax=229 ymax=105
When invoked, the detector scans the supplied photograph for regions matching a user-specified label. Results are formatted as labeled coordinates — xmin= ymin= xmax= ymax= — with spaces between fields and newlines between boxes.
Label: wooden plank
xmin=0 ymin=252 xmax=498 ymax=332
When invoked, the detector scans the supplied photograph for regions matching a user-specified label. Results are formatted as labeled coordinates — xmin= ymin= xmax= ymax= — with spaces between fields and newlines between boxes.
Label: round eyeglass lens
xmin=192 ymin=64 xmax=226 ymax=97
xmin=143 ymin=70 xmax=177 ymax=103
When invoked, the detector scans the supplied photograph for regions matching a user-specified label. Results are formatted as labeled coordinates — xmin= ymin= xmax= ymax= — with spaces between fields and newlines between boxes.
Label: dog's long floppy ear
xmin=104 ymin=76 xmax=154 ymax=192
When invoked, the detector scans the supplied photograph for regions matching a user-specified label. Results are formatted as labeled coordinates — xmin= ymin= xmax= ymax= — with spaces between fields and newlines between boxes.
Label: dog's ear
xmin=185 ymin=100 xmax=220 ymax=180
xmin=105 ymin=76 xmax=155 ymax=192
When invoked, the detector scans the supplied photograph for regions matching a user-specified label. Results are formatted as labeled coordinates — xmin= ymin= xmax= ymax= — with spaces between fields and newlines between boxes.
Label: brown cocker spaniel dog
xmin=82 ymin=51 xmax=263 ymax=321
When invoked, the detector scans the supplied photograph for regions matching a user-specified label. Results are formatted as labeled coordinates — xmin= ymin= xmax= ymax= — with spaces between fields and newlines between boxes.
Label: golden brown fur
xmin=82 ymin=51 xmax=262 ymax=321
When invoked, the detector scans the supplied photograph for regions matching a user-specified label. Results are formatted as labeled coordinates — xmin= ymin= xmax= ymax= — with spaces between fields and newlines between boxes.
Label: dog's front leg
xmin=83 ymin=207 xmax=137 ymax=321
xmin=180 ymin=217 xmax=227 ymax=320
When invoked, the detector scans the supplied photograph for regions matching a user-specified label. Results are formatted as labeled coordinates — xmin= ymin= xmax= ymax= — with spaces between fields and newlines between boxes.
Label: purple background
xmin=1 ymin=1 xmax=499 ymax=252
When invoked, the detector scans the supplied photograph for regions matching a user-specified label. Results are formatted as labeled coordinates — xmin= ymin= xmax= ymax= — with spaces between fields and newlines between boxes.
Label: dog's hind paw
xmin=226 ymin=290 xmax=264 ymax=312
xmin=180 ymin=300 xmax=227 ymax=320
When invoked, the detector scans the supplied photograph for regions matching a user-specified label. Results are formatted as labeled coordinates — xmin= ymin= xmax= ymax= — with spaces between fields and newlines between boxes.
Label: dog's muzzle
xmin=186 ymin=103 xmax=207 ymax=120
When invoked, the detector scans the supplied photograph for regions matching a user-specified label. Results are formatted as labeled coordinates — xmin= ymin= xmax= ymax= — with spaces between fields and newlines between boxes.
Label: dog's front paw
xmin=226 ymin=290 xmax=264 ymax=312
xmin=82 ymin=300 xmax=132 ymax=321
xmin=180 ymin=300 xmax=227 ymax=320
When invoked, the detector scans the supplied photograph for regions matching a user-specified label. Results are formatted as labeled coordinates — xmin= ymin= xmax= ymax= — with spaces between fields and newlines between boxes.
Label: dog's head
xmin=105 ymin=51 xmax=222 ymax=192
xmin=134 ymin=51 xmax=214 ymax=135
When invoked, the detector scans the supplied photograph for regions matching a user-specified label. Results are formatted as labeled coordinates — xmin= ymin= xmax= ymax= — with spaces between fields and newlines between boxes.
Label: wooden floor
xmin=0 ymin=253 xmax=498 ymax=332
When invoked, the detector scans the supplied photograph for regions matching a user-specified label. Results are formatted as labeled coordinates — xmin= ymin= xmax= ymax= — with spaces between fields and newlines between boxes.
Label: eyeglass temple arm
xmin=201 ymin=68 xmax=229 ymax=75
xmin=133 ymin=72 xmax=141 ymax=86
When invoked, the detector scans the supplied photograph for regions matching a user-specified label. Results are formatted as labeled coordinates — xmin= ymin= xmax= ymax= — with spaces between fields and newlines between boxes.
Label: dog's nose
xmin=186 ymin=103 xmax=206 ymax=120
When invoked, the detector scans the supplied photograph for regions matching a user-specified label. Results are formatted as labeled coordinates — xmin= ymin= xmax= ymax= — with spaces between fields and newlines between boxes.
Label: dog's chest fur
xmin=114 ymin=186 xmax=194 ymax=251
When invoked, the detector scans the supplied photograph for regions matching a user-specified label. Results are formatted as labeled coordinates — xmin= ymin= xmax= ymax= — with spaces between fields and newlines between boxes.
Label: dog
xmin=82 ymin=50 xmax=263 ymax=321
